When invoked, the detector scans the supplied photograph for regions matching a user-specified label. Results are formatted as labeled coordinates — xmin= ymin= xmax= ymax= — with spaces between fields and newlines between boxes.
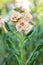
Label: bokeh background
xmin=0 ymin=0 xmax=43 ymax=65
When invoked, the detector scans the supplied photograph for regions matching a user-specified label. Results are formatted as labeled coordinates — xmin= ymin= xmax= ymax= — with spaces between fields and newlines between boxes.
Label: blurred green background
xmin=0 ymin=0 xmax=43 ymax=65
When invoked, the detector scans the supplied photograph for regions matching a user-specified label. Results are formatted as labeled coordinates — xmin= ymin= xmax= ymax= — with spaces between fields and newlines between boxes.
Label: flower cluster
xmin=0 ymin=7 xmax=35 ymax=34
xmin=11 ymin=8 xmax=35 ymax=34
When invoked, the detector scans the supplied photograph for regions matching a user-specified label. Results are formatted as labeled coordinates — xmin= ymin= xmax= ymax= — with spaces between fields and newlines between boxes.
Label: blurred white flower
xmin=7 ymin=3 xmax=15 ymax=10
xmin=0 ymin=16 xmax=8 ymax=33
xmin=0 ymin=16 xmax=4 ymax=28
xmin=38 ymin=0 xmax=43 ymax=5
xmin=15 ymin=0 xmax=31 ymax=12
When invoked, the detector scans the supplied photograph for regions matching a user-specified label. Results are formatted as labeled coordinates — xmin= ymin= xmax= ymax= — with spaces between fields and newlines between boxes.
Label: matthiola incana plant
xmin=0 ymin=7 xmax=43 ymax=65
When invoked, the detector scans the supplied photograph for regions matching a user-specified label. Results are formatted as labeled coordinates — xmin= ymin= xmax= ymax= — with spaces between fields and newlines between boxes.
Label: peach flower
xmin=16 ymin=19 xmax=33 ymax=34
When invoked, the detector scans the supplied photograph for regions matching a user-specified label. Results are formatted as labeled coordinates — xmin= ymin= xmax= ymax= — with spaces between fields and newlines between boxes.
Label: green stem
xmin=19 ymin=32 xmax=24 ymax=65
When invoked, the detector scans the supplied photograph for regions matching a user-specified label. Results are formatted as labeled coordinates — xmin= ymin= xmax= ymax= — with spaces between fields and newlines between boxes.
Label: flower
xmin=10 ymin=10 xmax=22 ymax=25
xmin=23 ymin=11 xmax=32 ymax=22
xmin=10 ymin=7 xmax=35 ymax=34
xmin=16 ymin=19 xmax=34 ymax=34
xmin=0 ymin=16 xmax=8 ymax=33
xmin=0 ymin=16 xmax=4 ymax=28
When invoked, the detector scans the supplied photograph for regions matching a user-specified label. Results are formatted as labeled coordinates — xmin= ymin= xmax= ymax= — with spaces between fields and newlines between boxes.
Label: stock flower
xmin=16 ymin=19 xmax=34 ymax=34
xmin=23 ymin=11 xmax=32 ymax=22
xmin=0 ymin=16 xmax=4 ymax=28
xmin=0 ymin=16 xmax=8 ymax=33
xmin=10 ymin=10 xmax=22 ymax=25
xmin=10 ymin=7 xmax=35 ymax=34
xmin=16 ymin=19 xmax=27 ymax=32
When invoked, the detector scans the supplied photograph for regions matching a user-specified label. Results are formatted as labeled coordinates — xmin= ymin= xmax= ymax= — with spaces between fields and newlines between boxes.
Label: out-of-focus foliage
xmin=0 ymin=0 xmax=15 ymax=8
xmin=0 ymin=0 xmax=43 ymax=65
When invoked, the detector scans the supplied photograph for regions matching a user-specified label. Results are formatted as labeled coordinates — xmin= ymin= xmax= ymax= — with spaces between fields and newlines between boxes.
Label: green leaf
xmin=4 ymin=22 xmax=11 ymax=31
xmin=14 ymin=7 xmax=24 ymax=13
xmin=25 ymin=44 xmax=43 ymax=65
xmin=1 ymin=53 xmax=21 ymax=65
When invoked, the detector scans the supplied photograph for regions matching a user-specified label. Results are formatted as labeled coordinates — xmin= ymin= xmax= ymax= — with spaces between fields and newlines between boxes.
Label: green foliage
xmin=0 ymin=0 xmax=43 ymax=65
xmin=0 ymin=21 xmax=43 ymax=65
